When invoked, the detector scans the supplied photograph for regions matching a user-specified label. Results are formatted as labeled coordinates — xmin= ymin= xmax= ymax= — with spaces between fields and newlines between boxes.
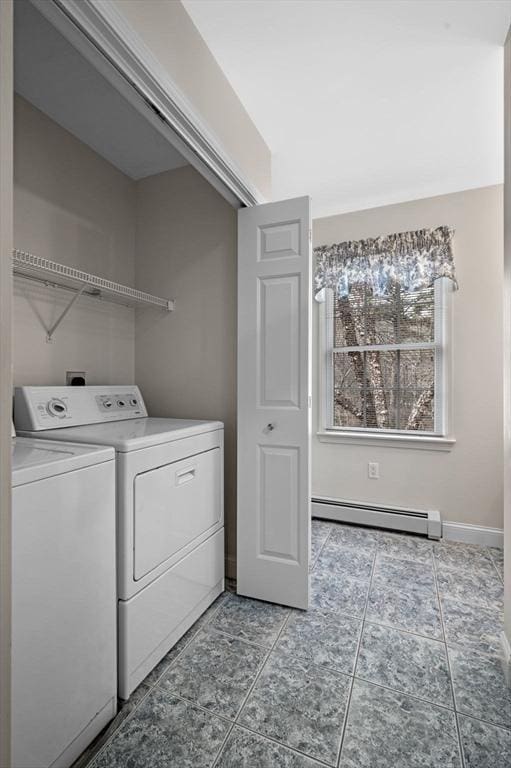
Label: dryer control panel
xmin=14 ymin=385 xmax=148 ymax=430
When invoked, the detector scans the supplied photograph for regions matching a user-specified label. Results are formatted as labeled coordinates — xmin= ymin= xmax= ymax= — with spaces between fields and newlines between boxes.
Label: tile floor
xmin=75 ymin=520 xmax=510 ymax=768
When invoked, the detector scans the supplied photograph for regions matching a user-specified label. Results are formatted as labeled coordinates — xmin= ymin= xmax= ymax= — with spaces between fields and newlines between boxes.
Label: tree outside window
xmin=323 ymin=280 xmax=447 ymax=434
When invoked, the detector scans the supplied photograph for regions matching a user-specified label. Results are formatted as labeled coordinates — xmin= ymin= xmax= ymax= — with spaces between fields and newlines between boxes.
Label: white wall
xmin=13 ymin=96 xmax=136 ymax=386
xmin=134 ymin=164 xmax=237 ymax=576
xmin=313 ymin=186 xmax=504 ymax=531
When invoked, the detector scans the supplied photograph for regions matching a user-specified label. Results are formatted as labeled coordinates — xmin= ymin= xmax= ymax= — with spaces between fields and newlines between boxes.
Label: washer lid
xmin=18 ymin=417 xmax=224 ymax=452
xmin=12 ymin=438 xmax=114 ymax=486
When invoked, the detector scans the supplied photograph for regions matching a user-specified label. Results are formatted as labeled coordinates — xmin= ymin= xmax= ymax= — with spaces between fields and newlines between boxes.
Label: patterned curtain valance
xmin=314 ymin=225 xmax=457 ymax=298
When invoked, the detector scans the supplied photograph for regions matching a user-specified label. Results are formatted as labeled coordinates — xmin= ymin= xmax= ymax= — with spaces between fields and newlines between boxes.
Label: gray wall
xmin=0 ymin=3 xmax=13 ymax=764
xmin=13 ymin=100 xmax=238 ymax=574
xmin=135 ymin=165 xmax=238 ymax=576
xmin=13 ymin=96 xmax=136 ymax=386
xmin=13 ymin=99 xmax=239 ymax=574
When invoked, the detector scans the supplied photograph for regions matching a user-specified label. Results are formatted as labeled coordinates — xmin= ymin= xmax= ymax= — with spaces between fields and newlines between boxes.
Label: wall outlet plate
xmin=368 ymin=462 xmax=379 ymax=479
xmin=66 ymin=370 xmax=86 ymax=386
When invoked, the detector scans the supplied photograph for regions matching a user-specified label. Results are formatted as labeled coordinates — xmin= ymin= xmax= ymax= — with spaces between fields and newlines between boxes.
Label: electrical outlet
xmin=368 ymin=462 xmax=379 ymax=479
xmin=66 ymin=371 xmax=86 ymax=386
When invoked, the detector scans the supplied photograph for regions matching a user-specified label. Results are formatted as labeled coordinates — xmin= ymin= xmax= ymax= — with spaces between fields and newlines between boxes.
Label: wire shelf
xmin=13 ymin=249 xmax=174 ymax=311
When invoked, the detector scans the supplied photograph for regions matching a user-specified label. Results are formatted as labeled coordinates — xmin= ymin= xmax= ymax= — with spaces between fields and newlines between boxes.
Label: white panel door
xmin=237 ymin=196 xmax=311 ymax=609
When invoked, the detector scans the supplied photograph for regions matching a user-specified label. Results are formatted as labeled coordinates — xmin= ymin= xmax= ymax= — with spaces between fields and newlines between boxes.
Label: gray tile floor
xmin=75 ymin=521 xmax=510 ymax=768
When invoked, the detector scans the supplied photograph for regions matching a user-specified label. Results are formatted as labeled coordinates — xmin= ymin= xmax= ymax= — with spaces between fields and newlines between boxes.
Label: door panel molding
xmin=258 ymin=220 xmax=301 ymax=261
xmin=258 ymin=444 xmax=300 ymax=562
xmin=258 ymin=275 xmax=301 ymax=408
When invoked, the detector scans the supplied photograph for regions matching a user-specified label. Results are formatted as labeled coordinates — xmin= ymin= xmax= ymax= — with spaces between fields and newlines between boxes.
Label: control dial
xmin=47 ymin=398 xmax=68 ymax=418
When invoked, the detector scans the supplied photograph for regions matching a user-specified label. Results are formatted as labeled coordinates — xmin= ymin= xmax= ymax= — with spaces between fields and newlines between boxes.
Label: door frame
xmin=503 ymin=25 xmax=511 ymax=675
xmin=33 ymin=0 xmax=263 ymax=210
xmin=0 ymin=2 xmax=13 ymax=764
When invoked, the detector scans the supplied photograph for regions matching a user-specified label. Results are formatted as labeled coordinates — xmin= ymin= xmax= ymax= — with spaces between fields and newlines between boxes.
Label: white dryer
xmin=12 ymin=436 xmax=116 ymax=768
xmin=15 ymin=386 xmax=225 ymax=700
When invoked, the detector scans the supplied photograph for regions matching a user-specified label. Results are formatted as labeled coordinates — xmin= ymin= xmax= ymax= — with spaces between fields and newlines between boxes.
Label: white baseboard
xmin=442 ymin=521 xmax=504 ymax=549
xmin=501 ymin=631 xmax=511 ymax=685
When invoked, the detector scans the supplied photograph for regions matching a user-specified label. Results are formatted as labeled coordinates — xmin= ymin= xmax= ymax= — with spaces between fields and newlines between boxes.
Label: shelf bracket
xmin=46 ymin=284 xmax=86 ymax=342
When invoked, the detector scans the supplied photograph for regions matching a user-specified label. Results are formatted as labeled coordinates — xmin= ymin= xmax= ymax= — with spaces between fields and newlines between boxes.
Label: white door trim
xmin=33 ymin=0 xmax=264 ymax=209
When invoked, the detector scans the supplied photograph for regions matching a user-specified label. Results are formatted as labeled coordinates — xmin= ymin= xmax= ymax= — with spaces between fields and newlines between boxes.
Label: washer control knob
xmin=47 ymin=399 xmax=67 ymax=418
xmin=117 ymin=399 xmax=126 ymax=407
xmin=129 ymin=398 xmax=138 ymax=407
xmin=103 ymin=399 xmax=113 ymax=409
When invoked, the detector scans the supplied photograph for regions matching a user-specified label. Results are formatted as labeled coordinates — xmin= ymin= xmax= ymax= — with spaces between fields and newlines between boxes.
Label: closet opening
xmin=12 ymin=0 xmax=239 ymax=564
xmin=11 ymin=3 xmax=239 ymax=764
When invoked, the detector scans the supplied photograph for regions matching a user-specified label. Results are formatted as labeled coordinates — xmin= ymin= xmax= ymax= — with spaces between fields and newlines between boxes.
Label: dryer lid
xmin=17 ymin=417 xmax=224 ymax=452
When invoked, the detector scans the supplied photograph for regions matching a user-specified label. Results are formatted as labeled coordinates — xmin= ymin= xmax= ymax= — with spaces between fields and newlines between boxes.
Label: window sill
xmin=316 ymin=430 xmax=456 ymax=452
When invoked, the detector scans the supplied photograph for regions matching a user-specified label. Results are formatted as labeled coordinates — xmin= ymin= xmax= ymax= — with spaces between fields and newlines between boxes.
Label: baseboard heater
xmin=311 ymin=496 xmax=441 ymax=540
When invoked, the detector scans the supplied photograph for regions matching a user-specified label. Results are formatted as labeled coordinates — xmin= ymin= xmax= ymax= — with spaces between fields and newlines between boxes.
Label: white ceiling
xmin=14 ymin=1 xmax=187 ymax=181
xmin=184 ymin=0 xmax=511 ymax=218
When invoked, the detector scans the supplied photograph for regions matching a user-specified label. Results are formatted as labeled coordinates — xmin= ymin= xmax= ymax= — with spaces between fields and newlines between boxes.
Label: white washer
xmin=15 ymin=386 xmax=225 ymax=699
xmin=12 ymin=436 xmax=116 ymax=768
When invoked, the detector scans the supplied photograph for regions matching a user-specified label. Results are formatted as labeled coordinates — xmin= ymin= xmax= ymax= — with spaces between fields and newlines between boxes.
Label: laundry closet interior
xmin=12 ymin=0 xmax=237 ymax=545
xmin=11 ymin=3 xmax=240 ymax=764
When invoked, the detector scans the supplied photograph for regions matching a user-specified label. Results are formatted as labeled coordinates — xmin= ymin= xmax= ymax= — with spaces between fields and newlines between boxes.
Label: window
xmin=321 ymin=279 xmax=449 ymax=435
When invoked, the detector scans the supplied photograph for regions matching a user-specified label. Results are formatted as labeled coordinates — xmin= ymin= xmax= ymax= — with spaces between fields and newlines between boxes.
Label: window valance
xmin=314 ymin=225 xmax=457 ymax=298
